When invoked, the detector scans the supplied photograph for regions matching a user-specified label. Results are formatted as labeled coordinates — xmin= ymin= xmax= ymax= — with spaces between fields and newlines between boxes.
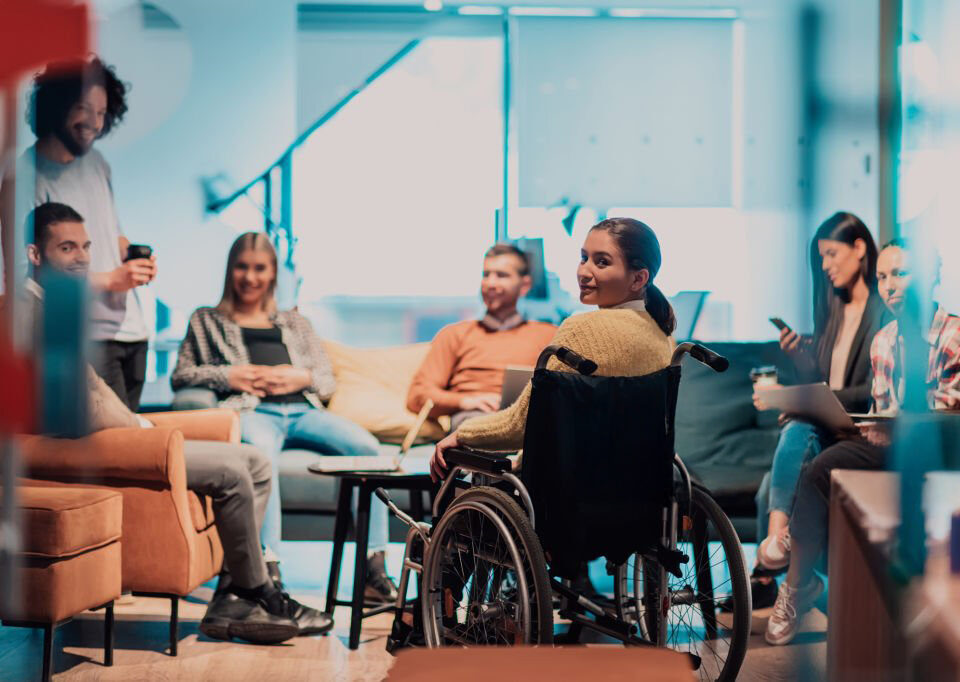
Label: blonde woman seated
xmin=431 ymin=217 xmax=676 ymax=480
xmin=172 ymin=232 xmax=398 ymax=603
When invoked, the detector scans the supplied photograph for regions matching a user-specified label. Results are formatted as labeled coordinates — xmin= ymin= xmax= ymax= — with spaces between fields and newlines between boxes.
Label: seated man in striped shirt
xmin=765 ymin=237 xmax=960 ymax=645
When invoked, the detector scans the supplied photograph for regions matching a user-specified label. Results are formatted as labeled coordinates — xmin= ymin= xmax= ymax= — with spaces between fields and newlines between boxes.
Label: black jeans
xmin=91 ymin=340 xmax=148 ymax=411
xmin=789 ymin=437 xmax=887 ymax=556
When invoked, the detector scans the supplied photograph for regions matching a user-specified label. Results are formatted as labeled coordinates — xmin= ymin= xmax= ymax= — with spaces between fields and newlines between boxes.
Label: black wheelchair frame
xmin=376 ymin=342 xmax=749 ymax=682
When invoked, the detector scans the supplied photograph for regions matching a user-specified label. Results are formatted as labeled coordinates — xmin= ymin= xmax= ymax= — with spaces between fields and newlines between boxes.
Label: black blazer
xmin=793 ymin=293 xmax=888 ymax=413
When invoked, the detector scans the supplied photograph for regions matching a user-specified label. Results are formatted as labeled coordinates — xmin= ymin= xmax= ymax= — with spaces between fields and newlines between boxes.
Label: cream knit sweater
xmin=456 ymin=308 xmax=675 ymax=451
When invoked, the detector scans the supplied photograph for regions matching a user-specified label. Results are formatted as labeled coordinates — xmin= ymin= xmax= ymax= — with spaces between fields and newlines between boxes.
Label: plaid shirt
xmin=870 ymin=307 xmax=960 ymax=414
xmin=171 ymin=307 xmax=336 ymax=411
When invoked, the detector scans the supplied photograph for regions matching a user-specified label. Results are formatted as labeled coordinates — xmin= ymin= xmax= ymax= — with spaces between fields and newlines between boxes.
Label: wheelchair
xmin=376 ymin=342 xmax=751 ymax=682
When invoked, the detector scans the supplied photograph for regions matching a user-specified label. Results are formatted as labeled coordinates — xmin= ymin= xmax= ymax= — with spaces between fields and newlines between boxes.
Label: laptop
xmin=501 ymin=366 xmax=534 ymax=409
xmin=311 ymin=399 xmax=434 ymax=473
xmin=759 ymin=383 xmax=856 ymax=432
xmin=670 ymin=291 xmax=709 ymax=341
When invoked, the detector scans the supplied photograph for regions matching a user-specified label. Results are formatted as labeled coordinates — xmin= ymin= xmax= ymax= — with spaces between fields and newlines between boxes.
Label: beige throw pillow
xmin=323 ymin=340 xmax=448 ymax=444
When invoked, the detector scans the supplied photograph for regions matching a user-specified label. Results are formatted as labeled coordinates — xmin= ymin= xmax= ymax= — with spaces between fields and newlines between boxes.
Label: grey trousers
xmin=183 ymin=440 xmax=271 ymax=589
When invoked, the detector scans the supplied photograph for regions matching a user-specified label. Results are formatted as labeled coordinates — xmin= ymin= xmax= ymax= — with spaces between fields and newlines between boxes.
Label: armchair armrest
xmin=146 ymin=409 xmax=240 ymax=443
xmin=17 ymin=427 xmax=186 ymax=483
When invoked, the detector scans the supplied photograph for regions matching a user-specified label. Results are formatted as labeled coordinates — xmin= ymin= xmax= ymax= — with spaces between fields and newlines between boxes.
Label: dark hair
xmin=26 ymin=202 xmax=85 ymax=252
xmin=810 ymin=211 xmax=878 ymax=372
xmin=880 ymin=236 xmax=942 ymax=285
xmin=27 ymin=56 xmax=128 ymax=139
xmin=484 ymin=243 xmax=530 ymax=276
xmin=589 ymin=217 xmax=676 ymax=336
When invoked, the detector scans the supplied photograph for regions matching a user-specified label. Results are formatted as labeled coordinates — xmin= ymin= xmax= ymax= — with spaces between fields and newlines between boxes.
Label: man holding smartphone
xmin=1 ymin=56 xmax=156 ymax=409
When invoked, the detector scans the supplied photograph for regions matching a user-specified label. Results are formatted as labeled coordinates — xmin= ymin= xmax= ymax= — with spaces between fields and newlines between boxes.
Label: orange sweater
xmin=406 ymin=319 xmax=557 ymax=418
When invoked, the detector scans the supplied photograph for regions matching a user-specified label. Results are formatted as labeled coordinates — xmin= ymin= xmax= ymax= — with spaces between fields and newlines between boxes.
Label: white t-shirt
xmin=26 ymin=146 xmax=148 ymax=342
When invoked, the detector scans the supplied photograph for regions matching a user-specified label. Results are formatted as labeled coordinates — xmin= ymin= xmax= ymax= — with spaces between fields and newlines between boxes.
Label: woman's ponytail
xmin=645 ymin=283 xmax=677 ymax=337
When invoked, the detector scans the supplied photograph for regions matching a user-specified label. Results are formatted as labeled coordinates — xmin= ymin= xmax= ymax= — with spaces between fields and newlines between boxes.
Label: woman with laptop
xmin=430 ymin=217 xmax=676 ymax=477
xmin=171 ymin=232 xmax=399 ymax=604
xmin=750 ymin=212 xmax=887 ymax=587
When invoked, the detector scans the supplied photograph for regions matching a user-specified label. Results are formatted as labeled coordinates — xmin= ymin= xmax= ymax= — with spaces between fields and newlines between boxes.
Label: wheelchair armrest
xmin=445 ymin=447 xmax=513 ymax=474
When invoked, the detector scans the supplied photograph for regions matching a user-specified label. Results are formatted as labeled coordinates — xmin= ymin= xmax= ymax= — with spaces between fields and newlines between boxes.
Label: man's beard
xmin=54 ymin=122 xmax=93 ymax=158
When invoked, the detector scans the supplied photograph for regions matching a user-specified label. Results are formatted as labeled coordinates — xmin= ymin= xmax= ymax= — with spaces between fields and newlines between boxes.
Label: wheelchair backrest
xmin=519 ymin=366 xmax=681 ymax=579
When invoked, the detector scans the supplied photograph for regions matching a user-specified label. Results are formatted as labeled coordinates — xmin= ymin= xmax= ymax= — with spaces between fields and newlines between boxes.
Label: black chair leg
xmin=104 ymin=603 xmax=115 ymax=666
xmin=42 ymin=622 xmax=55 ymax=682
xmin=169 ymin=597 xmax=179 ymax=656
xmin=410 ymin=490 xmax=424 ymax=522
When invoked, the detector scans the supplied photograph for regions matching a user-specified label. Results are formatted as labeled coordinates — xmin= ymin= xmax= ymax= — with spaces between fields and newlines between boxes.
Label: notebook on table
xmin=311 ymin=399 xmax=434 ymax=473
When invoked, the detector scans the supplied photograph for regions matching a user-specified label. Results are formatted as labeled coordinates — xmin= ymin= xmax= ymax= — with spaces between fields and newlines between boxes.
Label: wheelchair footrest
xmin=444 ymin=447 xmax=513 ymax=474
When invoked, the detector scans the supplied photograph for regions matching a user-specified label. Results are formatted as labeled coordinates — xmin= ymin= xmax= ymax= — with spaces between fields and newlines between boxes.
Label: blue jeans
xmin=755 ymin=419 xmax=833 ymax=539
xmin=240 ymin=403 xmax=388 ymax=556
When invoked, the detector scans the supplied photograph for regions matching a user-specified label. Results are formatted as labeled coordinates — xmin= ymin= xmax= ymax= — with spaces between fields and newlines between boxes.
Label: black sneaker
xmin=718 ymin=574 xmax=778 ymax=612
xmin=365 ymin=551 xmax=399 ymax=604
xmin=265 ymin=560 xmax=334 ymax=635
xmin=200 ymin=588 xmax=299 ymax=644
xmin=278 ymin=590 xmax=334 ymax=636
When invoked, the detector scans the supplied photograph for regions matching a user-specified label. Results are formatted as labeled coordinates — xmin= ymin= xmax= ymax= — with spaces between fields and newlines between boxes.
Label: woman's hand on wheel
xmin=431 ymin=431 xmax=459 ymax=482
xmin=779 ymin=328 xmax=801 ymax=355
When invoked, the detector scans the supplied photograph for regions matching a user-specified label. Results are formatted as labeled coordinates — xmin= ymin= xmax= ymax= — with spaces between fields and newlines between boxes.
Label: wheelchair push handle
xmin=536 ymin=345 xmax=598 ymax=375
xmin=671 ymin=342 xmax=729 ymax=372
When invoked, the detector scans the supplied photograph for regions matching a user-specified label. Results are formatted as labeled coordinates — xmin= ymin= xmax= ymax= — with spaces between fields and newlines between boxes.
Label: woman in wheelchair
xmin=431 ymin=217 xmax=676 ymax=480
xmin=378 ymin=218 xmax=749 ymax=681
xmin=379 ymin=218 xmax=749 ymax=680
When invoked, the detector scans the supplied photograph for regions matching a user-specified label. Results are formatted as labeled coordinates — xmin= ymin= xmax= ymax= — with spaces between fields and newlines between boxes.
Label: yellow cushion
xmin=323 ymin=341 xmax=448 ymax=444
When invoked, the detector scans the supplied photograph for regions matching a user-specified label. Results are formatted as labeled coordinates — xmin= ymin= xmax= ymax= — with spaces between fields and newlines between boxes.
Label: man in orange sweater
xmin=407 ymin=244 xmax=557 ymax=430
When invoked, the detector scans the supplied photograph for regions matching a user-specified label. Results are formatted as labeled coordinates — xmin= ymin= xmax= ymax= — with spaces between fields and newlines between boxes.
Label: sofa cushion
xmin=323 ymin=341 xmax=448 ymax=443
xmin=278 ymin=445 xmax=434 ymax=513
xmin=14 ymin=486 xmax=122 ymax=559
xmin=675 ymin=341 xmax=796 ymax=495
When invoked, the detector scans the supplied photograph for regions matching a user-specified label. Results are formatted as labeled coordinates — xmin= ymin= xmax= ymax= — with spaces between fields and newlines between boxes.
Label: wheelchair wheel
xmin=421 ymin=486 xmax=553 ymax=646
xmin=614 ymin=485 xmax=750 ymax=682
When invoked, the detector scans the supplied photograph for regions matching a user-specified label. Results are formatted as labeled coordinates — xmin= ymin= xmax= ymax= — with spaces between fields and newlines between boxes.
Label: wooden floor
xmin=0 ymin=596 xmax=826 ymax=681
xmin=0 ymin=541 xmax=827 ymax=681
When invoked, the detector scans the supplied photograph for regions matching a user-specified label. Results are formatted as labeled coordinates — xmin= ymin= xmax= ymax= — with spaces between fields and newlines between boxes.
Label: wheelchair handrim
xmin=421 ymin=499 xmax=532 ymax=647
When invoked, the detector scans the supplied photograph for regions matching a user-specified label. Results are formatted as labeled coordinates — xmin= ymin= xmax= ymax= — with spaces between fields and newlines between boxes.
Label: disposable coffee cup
xmin=750 ymin=366 xmax=778 ymax=388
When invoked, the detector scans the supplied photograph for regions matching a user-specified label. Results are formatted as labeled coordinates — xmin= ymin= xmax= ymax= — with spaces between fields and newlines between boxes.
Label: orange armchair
xmin=15 ymin=409 xmax=239 ymax=654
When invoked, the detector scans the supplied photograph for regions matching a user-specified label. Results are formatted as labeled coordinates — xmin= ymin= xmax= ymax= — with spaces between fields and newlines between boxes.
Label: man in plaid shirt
xmin=766 ymin=238 xmax=960 ymax=646
xmin=870 ymin=239 xmax=960 ymax=413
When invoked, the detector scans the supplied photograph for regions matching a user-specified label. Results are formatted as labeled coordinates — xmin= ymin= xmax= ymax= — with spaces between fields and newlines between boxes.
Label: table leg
xmin=326 ymin=480 xmax=353 ymax=614
xmin=410 ymin=488 xmax=424 ymax=522
xmin=349 ymin=483 xmax=372 ymax=650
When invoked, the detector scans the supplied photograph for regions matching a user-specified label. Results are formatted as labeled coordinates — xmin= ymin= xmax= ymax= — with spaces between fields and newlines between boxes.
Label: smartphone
xmin=769 ymin=317 xmax=792 ymax=333
xmin=124 ymin=244 xmax=153 ymax=262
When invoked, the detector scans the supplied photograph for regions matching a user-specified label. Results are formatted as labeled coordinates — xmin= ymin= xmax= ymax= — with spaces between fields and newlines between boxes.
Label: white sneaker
xmin=757 ymin=528 xmax=792 ymax=570
xmin=764 ymin=576 xmax=822 ymax=646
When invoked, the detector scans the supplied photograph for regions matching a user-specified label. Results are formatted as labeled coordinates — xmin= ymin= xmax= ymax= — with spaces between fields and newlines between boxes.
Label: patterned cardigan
xmin=171 ymin=307 xmax=336 ymax=411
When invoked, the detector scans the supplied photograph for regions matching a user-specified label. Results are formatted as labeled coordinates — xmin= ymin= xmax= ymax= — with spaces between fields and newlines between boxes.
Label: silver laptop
xmin=760 ymin=383 xmax=856 ymax=432
xmin=312 ymin=399 xmax=434 ymax=473
xmin=670 ymin=290 xmax=709 ymax=341
xmin=501 ymin=366 xmax=534 ymax=409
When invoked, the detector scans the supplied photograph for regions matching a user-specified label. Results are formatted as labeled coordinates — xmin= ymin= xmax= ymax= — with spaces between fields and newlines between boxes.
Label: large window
xmin=291 ymin=36 xmax=503 ymax=345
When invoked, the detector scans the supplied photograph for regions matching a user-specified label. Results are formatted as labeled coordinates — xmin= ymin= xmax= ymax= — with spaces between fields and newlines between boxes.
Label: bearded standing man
xmin=1 ymin=56 xmax=156 ymax=410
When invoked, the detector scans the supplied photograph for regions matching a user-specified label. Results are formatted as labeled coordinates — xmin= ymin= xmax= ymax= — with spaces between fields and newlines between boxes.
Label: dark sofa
xmin=674 ymin=340 xmax=796 ymax=542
